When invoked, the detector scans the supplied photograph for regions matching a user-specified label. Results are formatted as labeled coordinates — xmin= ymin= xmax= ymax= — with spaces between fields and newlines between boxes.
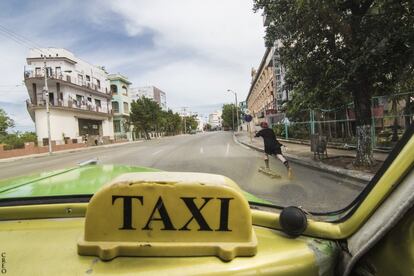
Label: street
xmin=0 ymin=131 xmax=364 ymax=212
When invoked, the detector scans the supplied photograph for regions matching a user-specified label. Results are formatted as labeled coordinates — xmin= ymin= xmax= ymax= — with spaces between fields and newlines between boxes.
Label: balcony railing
xmin=26 ymin=99 xmax=112 ymax=115
xmin=24 ymin=70 xmax=110 ymax=95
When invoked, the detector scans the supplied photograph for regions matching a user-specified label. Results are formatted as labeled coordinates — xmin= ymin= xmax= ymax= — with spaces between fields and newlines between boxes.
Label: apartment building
xmin=130 ymin=86 xmax=167 ymax=110
xmin=109 ymin=74 xmax=132 ymax=141
xmin=24 ymin=48 xmax=114 ymax=145
xmin=208 ymin=111 xmax=222 ymax=130
xmin=246 ymin=47 xmax=276 ymax=125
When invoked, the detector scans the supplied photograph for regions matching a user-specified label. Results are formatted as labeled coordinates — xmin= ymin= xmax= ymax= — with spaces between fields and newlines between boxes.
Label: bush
xmin=272 ymin=124 xmax=285 ymax=137
xmin=287 ymin=123 xmax=310 ymax=139
xmin=0 ymin=132 xmax=37 ymax=150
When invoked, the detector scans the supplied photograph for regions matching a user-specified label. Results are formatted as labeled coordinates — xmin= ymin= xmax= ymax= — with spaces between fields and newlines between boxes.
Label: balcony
xmin=26 ymin=99 xmax=113 ymax=118
xmin=24 ymin=70 xmax=111 ymax=99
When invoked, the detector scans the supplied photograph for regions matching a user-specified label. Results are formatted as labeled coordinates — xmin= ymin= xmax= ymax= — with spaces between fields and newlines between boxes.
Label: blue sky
xmin=0 ymin=0 xmax=265 ymax=131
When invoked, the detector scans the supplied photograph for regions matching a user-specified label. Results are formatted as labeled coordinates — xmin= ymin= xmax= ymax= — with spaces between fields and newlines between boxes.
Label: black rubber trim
xmin=0 ymin=194 xmax=92 ymax=207
xmin=331 ymin=124 xmax=413 ymax=222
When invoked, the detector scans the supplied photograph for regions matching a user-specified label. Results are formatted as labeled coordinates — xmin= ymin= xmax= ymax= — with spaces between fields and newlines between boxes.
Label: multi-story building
xmin=272 ymin=40 xmax=289 ymax=112
xmin=24 ymin=48 xmax=114 ymax=146
xmin=246 ymin=47 xmax=277 ymax=125
xmin=108 ymin=74 xmax=132 ymax=141
xmin=208 ymin=111 xmax=222 ymax=130
xmin=130 ymin=86 xmax=167 ymax=110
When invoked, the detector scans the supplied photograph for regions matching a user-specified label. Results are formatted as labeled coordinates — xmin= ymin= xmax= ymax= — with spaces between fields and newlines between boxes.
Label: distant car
xmin=189 ymin=130 xmax=197 ymax=134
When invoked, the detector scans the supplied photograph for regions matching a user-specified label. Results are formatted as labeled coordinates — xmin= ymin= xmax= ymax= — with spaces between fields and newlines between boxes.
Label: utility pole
xmin=180 ymin=107 xmax=188 ymax=134
xmin=227 ymin=89 xmax=239 ymax=132
xmin=231 ymin=105 xmax=234 ymax=131
xmin=43 ymin=57 xmax=52 ymax=154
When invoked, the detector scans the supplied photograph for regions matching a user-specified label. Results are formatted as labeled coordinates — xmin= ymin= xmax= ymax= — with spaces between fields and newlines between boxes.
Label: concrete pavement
xmin=0 ymin=131 xmax=365 ymax=213
xmin=234 ymin=131 xmax=386 ymax=182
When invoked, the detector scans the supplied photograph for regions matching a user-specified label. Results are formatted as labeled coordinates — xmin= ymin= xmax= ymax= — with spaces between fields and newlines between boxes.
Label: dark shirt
xmin=255 ymin=128 xmax=282 ymax=154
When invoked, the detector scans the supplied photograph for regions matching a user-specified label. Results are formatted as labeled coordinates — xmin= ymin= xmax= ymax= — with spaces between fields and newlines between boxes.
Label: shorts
xmin=264 ymin=146 xmax=282 ymax=155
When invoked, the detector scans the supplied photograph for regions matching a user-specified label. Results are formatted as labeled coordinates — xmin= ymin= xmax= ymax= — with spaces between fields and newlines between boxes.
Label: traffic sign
xmin=244 ymin=115 xmax=253 ymax=122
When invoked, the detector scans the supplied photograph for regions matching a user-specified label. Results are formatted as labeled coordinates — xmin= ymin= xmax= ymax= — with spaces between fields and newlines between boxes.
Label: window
xmin=86 ymin=75 xmax=90 ymax=81
xmin=55 ymin=67 xmax=61 ymax=77
xmin=123 ymin=102 xmax=129 ymax=113
xmin=97 ymin=79 xmax=101 ymax=89
xmin=35 ymin=67 xmax=41 ymax=76
xmin=111 ymin=85 xmax=118 ymax=94
xmin=95 ymin=99 xmax=101 ymax=108
xmin=76 ymin=94 xmax=83 ymax=107
xmin=112 ymin=101 xmax=119 ymax=113
xmin=78 ymin=74 xmax=83 ymax=85
xmin=113 ymin=120 xmax=121 ymax=133
xmin=122 ymin=85 xmax=128 ymax=96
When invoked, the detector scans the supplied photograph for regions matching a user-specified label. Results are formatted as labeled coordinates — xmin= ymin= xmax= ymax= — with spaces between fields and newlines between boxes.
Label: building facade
xmin=246 ymin=48 xmax=277 ymax=125
xmin=24 ymin=48 xmax=114 ymax=146
xmin=109 ymin=74 xmax=132 ymax=141
xmin=208 ymin=111 xmax=222 ymax=130
xmin=130 ymin=86 xmax=167 ymax=110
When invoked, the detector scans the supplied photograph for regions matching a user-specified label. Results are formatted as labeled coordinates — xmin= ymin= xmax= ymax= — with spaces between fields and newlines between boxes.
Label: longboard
xmin=258 ymin=167 xmax=282 ymax=178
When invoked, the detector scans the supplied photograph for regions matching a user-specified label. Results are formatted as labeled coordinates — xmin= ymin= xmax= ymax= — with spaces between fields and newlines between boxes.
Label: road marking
xmin=152 ymin=149 xmax=164 ymax=155
xmin=200 ymin=147 xmax=204 ymax=154
xmin=225 ymin=143 xmax=230 ymax=156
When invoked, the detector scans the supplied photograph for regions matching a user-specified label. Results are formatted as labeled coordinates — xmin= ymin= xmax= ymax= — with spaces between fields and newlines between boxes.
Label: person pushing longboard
xmin=255 ymin=121 xmax=293 ymax=179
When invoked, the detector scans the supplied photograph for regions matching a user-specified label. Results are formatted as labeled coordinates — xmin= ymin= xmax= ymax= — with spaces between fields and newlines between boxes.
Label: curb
xmin=234 ymin=134 xmax=372 ymax=184
xmin=0 ymin=140 xmax=144 ymax=163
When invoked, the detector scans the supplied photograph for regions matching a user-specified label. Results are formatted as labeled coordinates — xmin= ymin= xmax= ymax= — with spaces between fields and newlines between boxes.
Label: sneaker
xmin=287 ymin=168 xmax=293 ymax=179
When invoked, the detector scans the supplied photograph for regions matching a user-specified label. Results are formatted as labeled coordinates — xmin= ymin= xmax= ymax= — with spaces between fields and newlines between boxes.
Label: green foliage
xmin=254 ymin=0 xmax=414 ymax=126
xmin=162 ymin=110 xmax=182 ymax=135
xmin=183 ymin=116 xmax=198 ymax=133
xmin=288 ymin=123 xmax=310 ymax=140
xmin=221 ymin=104 xmax=240 ymax=130
xmin=130 ymin=97 xmax=162 ymax=139
xmin=0 ymin=108 xmax=14 ymax=136
xmin=272 ymin=124 xmax=285 ymax=137
xmin=0 ymin=131 xmax=37 ymax=150
xmin=19 ymin=132 xmax=37 ymax=143
xmin=129 ymin=97 xmax=183 ymax=138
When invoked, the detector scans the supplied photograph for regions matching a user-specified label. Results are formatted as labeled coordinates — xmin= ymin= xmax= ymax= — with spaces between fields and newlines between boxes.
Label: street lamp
xmin=227 ymin=89 xmax=239 ymax=132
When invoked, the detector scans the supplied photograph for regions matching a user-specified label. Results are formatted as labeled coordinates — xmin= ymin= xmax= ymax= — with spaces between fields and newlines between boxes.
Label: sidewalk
xmin=0 ymin=140 xmax=144 ymax=163
xmin=234 ymin=131 xmax=388 ymax=182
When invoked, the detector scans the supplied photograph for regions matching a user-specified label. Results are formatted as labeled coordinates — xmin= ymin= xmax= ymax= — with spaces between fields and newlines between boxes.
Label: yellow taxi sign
xmin=77 ymin=172 xmax=257 ymax=261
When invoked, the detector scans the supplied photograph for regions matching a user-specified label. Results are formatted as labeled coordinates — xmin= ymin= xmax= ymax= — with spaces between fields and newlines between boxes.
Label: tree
xmin=254 ymin=0 xmax=414 ymax=166
xmin=182 ymin=116 xmax=198 ymax=133
xmin=130 ymin=97 xmax=162 ymax=139
xmin=0 ymin=108 xmax=14 ymax=136
xmin=160 ymin=110 xmax=182 ymax=135
xmin=222 ymin=104 xmax=240 ymax=130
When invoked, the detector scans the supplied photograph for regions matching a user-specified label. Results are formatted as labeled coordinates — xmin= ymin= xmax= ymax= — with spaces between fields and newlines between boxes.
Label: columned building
xmin=109 ymin=74 xmax=132 ymax=141
xmin=24 ymin=48 xmax=114 ymax=146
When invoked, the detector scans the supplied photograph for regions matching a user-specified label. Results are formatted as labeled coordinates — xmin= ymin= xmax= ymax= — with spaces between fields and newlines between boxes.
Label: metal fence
xmin=271 ymin=92 xmax=414 ymax=150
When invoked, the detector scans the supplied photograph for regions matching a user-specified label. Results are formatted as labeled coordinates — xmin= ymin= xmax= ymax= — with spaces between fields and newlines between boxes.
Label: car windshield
xmin=0 ymin=1 xmax=413 ymax=219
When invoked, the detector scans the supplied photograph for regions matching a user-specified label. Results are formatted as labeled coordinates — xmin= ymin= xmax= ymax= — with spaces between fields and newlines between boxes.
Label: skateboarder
xmin=255 ymin=122 xmax=293 ymax=179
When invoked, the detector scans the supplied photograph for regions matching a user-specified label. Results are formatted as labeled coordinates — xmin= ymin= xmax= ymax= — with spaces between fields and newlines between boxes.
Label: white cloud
xmin=0 ymin=0 xmax=266 ymax=129
xmin=99 ymin=0 xmax=266 ymax=106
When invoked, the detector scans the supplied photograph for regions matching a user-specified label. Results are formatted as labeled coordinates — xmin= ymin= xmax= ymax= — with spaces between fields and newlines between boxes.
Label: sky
xmin=0 ymin=0 xmax=265 ymax=131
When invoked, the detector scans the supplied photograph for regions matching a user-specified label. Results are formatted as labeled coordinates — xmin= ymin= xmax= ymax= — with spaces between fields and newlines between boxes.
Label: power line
xmin=0 ymin=23 xmax=52 ymax=56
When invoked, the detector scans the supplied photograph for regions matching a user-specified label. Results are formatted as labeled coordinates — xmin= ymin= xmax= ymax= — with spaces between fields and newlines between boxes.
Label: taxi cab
xmin=0 ymin=126 xmax=412 ymax=276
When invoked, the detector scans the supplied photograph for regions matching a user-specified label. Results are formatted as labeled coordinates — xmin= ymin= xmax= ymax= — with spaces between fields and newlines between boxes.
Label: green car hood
xmin=0 ymin=165 xmax=270 ymax=205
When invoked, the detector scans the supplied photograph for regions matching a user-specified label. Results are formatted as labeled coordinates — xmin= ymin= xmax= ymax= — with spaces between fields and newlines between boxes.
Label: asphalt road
xmin=0 ymin=131 xmax=365 ymax=212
